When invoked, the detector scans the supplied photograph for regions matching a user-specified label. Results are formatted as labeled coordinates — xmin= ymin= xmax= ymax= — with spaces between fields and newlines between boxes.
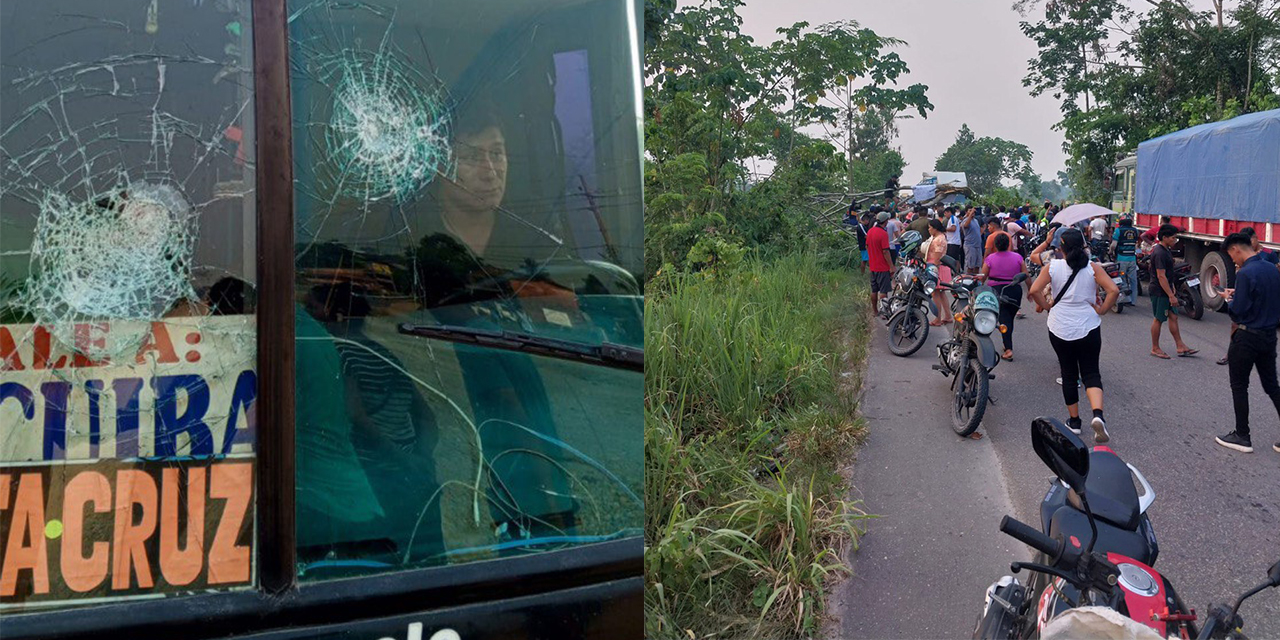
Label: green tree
xmin=643 ymin=0 xmax=932 ymax=278
xmin=934 ymin=124 xmax=1037 ymax=196
xmin=1017 ymin=0 xmax=1280 ymax=202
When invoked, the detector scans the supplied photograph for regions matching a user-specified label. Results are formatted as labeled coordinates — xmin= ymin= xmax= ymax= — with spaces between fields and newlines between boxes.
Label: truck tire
xmin=1200 ymin=250 xmax=1235 ymax=312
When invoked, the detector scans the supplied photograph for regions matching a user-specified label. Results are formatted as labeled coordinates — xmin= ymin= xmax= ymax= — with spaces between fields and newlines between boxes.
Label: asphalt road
xmin=836 ymin=291 xmax=1280 ymax=638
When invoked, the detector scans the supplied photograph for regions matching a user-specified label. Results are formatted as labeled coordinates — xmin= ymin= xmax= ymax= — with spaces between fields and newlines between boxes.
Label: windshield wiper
xmin=397 ymin=323 xmax=643 ymax=372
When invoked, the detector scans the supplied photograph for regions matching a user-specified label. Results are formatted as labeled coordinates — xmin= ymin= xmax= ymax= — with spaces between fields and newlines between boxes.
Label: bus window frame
xmin=0 ymin=0 xmax=643 ymax=637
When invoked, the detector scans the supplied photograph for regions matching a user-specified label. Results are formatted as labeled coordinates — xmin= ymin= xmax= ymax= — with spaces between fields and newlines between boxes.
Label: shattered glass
xmin=1 ymin=0 xmax=258 ymax=610
xmin=289 ymin=0 xmax=645 ymax=578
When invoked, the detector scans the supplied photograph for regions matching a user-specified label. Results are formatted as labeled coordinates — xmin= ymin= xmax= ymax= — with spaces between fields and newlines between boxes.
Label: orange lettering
xmin=135 ymin=323 xmax=178 ymax=365
xmin=61 ymin=471 xmax=111 ymax=593
xmin=0 ymin=473 xmax=50 ymax=597
xmin=207 ymin=463 xmax=252 ymax=585
xmin=111 ymin=469 xmax=157 ymax=590
xmin=0 ymin=326 xmax=22 ymax=371
xmin=73 ymin=322 xmax=110 ymax=368
xmin=159 ymin=467 xmax=206 ymax=587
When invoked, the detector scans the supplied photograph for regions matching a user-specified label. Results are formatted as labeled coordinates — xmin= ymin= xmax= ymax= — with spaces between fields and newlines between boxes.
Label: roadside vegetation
xmin=644 ymin=252 xmax=871 ymax=638
xmin=642 ymin=1 xmax=932 ymax=636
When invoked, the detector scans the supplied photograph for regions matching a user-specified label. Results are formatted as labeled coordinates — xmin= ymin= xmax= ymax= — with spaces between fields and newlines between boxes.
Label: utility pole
xmin=847 ymin=75 xmax=855 ymax=195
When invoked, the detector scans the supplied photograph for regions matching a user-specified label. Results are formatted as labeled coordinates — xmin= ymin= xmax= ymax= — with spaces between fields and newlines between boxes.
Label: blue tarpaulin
xmin=1136 ymin=109 xmax=1280 ymax=223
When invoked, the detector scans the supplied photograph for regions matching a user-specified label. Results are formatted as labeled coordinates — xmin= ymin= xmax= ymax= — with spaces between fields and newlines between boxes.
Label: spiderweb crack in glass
xmin=1 ymin=29 xmax=256 ymax=459
xmin=321 ymin=49 xmax=454 ymax=203
xmin=25 ymin=182 xmax=198 ymax=357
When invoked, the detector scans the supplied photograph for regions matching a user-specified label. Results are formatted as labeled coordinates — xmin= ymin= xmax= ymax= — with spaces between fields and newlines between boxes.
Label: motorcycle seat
xmin=1067 ymin=448 xmax=1141 ymax=531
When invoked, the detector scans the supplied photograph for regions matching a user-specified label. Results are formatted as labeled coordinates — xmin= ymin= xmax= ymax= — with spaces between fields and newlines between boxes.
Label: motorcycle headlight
xmin=923 ymin=279 xmax=937 ymax=295
xmin=974 ymin=309 xmax=998 ymax=335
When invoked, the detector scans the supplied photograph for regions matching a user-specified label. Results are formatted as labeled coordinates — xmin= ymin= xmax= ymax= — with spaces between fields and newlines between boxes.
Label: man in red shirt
xmin=1139 ymin=215 xmax=1177 ymax=245
xmin=867 ymin=211 xmax=894 ymax=313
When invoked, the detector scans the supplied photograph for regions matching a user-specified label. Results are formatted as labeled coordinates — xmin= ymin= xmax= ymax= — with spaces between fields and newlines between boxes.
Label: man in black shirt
xmin=1149 ymin=224 xmax=1197 ymax=359
xmin=884 ymin=174 xmax=900 ymax=204
xmin=1215 ymin=233 xmax=1280 ymax=454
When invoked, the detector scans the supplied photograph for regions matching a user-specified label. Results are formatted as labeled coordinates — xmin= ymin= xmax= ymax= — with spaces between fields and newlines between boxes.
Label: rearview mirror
xmin=1031 ymin=417 xmax=1089 ymax=494
xmin=1011 ymin=273 xmax=1029 ymax=286
xmin=941 ymin=255 xmax=959 ymax=270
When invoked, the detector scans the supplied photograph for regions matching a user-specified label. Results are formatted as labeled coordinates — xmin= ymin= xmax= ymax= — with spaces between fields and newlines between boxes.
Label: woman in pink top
xmin=926 ymin=219 xmax=952 ymax=326
xmin=980 ymin=233 xmax=1028 ymax=360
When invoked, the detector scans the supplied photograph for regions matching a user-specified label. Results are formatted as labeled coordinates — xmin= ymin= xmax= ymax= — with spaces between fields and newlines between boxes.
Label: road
xmin=834 ymin=291 xmax=1280 ymax=638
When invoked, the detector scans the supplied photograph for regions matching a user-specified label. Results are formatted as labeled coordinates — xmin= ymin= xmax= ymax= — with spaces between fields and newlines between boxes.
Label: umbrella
xmin=1050 ymin=203 xmax=1114 ymax=227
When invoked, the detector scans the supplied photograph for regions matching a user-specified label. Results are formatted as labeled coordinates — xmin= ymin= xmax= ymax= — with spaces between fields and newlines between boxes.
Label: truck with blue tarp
xmin=1111 ymin=108 xmax=1280 ymax=312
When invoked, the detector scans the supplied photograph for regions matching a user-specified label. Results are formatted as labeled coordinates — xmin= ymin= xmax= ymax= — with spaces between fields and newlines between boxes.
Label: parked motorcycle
xmin=1136 ymin=244 xmax=1204 ymax=319
xmin=1174 ymin=262 xmax=1205 ymax=320
xmin=932 ymin=256 xmax=1026 ymax=437
xmin=974 ymin=417 xmax=1280 ymax=639
xmin=883 ymin=257 xmax=939 ymax=357
xmin=1098 ymin=261 xmax=1132 ymax=314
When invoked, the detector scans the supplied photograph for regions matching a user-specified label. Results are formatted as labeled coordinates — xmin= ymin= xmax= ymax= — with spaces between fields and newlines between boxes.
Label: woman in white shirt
xmin=1028 ymin=228 xmax=1120 ymax=442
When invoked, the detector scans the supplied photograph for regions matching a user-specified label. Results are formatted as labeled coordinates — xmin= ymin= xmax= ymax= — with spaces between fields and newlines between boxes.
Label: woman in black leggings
xmin=979 ymin=233 xmax=1027 ymax=360
xmin=1028 ymin=228 xmax=1120 ymax=441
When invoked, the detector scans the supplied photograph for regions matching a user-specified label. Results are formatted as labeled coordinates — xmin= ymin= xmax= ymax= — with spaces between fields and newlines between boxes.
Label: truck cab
xmin=1110 ymin=154 xmax=1137 ymax=215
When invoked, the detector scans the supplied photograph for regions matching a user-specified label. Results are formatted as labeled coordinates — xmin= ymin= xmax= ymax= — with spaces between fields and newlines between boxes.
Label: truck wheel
xmin=1201 ymin=250 xmax=1235 ymax=311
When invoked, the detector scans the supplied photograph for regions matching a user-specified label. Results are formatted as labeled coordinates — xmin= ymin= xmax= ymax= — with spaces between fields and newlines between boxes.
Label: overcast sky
xmin=725 ymin=0 xmax=1218 ymax=185
xmin=732 ymin=0 xmax=1070 ymax=184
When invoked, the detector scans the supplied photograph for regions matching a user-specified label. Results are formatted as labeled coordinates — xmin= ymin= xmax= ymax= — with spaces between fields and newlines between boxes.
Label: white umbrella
xmin=1050 ymin=203 xmax=1114 ymax=227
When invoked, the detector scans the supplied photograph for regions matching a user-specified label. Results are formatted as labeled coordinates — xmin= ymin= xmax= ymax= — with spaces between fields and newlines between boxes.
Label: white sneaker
xmin=1067 ymin=420 xmax=1083 ymax=435
xmin=1092 ymin=417 xmax=1110 ymax=443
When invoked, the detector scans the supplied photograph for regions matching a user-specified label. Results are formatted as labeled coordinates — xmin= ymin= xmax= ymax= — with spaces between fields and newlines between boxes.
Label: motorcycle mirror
xmin=941 ymin=255 xmax=958 ymax=270
xmin=1031 ymin=417 xmax=1089 ymax=494
xmin=1011 ymin=273 xmax=1029 ymax=286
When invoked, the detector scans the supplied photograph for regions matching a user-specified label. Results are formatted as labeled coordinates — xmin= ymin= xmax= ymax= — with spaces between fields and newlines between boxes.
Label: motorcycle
xmin=1025 ymin=231 xmax=1047 ymax=282
xmin=1136 ymin=244 xmax=1204 ymax=319
xmin=974 ymin=417 xmax=1280 ymax=639
xmin=932 ymin=255 xmax=1026 ymax=437
xmin=883 ymin=256 xmax=940 ymax=357
xmin=1097 ymin=261 xmax=1132 ymax=314
xmin=1174 ymin=262 xmax=1205 ymax=320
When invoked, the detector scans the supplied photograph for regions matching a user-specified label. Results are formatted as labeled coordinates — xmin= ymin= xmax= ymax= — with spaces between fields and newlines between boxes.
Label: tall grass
xmin=645 ymin=252 xmax=872 ymax=639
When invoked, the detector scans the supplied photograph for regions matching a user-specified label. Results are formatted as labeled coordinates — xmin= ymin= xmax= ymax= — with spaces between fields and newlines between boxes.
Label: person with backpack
xmin=1111 ymin=217 xmax=1141 ymax=306
xmin=1028 ymin=227 xmax=1121 ymax=442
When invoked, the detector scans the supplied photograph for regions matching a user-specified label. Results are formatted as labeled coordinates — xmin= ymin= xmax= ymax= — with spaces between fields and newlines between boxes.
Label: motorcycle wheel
xmin=952 ymin=358 xmax=989 ymax=437
xmin=1180 ymin=283 xmax=1204 ymax=320
xmin=887 ymin=307 xmax=930 ymax=357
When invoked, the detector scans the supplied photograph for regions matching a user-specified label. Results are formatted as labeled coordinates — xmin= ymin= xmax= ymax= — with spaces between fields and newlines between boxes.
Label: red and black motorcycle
xmin=974 ymin=417 xmax=1280 ymax=639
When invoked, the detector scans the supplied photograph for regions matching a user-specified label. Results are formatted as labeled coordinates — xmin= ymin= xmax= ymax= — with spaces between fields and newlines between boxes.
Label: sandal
xmin=1177 ymin=348 xmax=1199 ymax=357
xmin=1151 ymin=351 xmax=1172 ymax=360
xmin=929 ymin=319 xmax=946 ymax=327
xmin=1001 ymin=350 xmax=1014 ymax=361
xmin=1217 ymin=355 xmax=1229 ymax=365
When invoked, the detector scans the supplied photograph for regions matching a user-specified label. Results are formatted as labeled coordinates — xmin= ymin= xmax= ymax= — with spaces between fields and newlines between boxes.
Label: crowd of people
xmin=847 ymin=197 xmax=1280 ymax=455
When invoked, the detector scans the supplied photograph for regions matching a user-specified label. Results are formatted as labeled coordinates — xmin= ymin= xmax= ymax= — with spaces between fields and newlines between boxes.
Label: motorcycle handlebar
xmin=1000 ymin=515 xmax=1063 ymax=560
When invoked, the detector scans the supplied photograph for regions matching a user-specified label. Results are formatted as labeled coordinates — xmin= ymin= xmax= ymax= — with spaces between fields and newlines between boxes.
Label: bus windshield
xmin=288 ymin=0 xmax=644 ymax=579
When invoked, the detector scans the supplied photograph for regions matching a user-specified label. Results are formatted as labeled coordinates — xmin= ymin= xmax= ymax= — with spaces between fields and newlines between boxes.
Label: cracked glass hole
xmin=289 ymin=0 xmax=644 ymax=579
xmin=1 ymin=0 xmax=259 ymax=610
